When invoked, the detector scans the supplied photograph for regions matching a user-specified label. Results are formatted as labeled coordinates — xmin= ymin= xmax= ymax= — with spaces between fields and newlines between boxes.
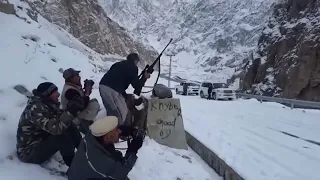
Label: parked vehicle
xmin=174 ymin=81 xmax=200 ymax=95
xmin=199 ymin=82 xmax=236 ymax=100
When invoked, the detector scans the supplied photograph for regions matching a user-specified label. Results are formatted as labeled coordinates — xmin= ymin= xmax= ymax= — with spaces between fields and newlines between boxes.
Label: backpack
xmin=152 ymin=84 xmax=172 ymax=99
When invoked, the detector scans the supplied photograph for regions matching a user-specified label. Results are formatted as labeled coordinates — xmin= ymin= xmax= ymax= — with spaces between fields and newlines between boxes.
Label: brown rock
xmin=26 ymin=0 xmax=158 ymax=67
xmin=0 ymin=0 xmax=15 ymax=15
xmin=240 ymin=0 xmax=320 ymax=101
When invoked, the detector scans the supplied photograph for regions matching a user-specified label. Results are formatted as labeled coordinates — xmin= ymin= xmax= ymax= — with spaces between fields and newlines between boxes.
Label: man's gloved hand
xmin=118 ymin=125 xmax=136 ymax=137
xmin=126 ymin=94 xmax=143 ymax=108
xmin=66 ymin=97 xmax=85 ymax=116
xmin=127 ymin=132 xmax=144 ymax=154
xmin=143 ymin=71 xmax=151 ymax=80
xmin=134 ymin=97 xmax=143 ymax=106
xmin=84 ymin=79 xmax=94 ymax=96
xmin=84 ymin=79 xmax=94 ymax=87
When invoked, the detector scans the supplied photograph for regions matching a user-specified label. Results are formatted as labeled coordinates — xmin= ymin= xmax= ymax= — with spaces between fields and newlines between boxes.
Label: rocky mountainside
xmin=240 ymin=0 xmax=320 ymax=101
xmin=99 ymin=0 xmax=275 ymax=82
xmin=99 ymin=0 xmax=174 ymax=31
xmin=24 ymin=0 xmax=158 ymax=67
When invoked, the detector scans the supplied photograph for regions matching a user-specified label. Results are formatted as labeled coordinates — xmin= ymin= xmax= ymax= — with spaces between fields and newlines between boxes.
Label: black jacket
xmin=100 ymin=60 xmax=143 ymax=97
xmin=68 ymin=133 xmax=137 ymax=180
xmin=65 ymin=89 xmax=89 ymax=107
xmin=208 ymin=86 xmax=213 ymax=93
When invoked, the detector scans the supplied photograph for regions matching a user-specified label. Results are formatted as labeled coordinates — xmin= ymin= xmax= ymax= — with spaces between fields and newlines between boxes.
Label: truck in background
xmin=174 ymin=81 xmax=200 ymax=95
xmin=199 ymin=82 xmax=236 ymax=100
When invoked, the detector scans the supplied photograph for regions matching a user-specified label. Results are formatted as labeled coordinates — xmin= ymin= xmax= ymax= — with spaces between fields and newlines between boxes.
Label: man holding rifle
xmin=68 ymin=116 xmax=145 ymax=180
xmin=99 ymin=53 xmax=151 ymax=125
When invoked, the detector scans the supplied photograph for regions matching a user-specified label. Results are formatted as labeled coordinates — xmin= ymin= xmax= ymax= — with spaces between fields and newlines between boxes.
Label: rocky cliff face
xmin=240 ymin=0 xmax=320 ymax=100
xmin=99 ymin=0 xmax=174 ymax=31
xmin=0 ymin=0 xmax=15 ymax=14
xmin=25 ymin=0 xmax=158 ymax=67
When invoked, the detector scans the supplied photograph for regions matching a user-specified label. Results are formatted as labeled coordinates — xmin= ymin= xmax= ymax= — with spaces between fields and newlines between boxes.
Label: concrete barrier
xmin=185 ymin=131 xmax=244 ymax=180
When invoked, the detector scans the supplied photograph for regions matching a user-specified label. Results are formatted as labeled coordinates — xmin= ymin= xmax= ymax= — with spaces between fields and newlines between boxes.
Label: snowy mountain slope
xmin=99 ymin=0 xmax=275 ymax=84
xmin=0 ymin=1 xmax=217 ymax=179
xmin=99 ymin=0 xmax=175 ymax=31
xmin=23 ymin=0 xmax=160 ymax=68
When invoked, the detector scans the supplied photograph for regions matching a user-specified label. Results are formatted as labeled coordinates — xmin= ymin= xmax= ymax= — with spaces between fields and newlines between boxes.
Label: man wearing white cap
xmin=68 ymin=116 xmax=144 ymax=180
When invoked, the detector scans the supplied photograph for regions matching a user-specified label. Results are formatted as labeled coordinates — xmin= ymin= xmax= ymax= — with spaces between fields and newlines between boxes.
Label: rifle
xmin=134 ymin=38 xmax=173 ymax=95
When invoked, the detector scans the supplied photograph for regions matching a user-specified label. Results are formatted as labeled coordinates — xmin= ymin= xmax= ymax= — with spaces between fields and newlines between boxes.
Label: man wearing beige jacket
xmin=61 ymin=68 xmax=100 ymax=133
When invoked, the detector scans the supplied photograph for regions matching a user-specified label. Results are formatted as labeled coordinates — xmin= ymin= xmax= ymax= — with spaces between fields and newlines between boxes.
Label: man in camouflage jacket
xmin=16 ymin=82 xmax=84 ymax=167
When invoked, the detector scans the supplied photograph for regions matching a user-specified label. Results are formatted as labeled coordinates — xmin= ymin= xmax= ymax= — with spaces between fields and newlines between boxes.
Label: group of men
xmin=16 ymin=53 xmax=151 ymax=180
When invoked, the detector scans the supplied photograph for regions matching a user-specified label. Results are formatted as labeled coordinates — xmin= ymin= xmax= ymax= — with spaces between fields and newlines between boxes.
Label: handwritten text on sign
xmin=150 ymin=101 xmax=182 ymax=139
xmin=147 ymin=98 xmax=187 ymax=150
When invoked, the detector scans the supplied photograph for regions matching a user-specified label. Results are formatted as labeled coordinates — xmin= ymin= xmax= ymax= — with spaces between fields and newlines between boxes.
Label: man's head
xmin=35 ymin=82 xmax=60 ymax=102
xmin=90 ymin=116 xmax=120 ymax=144
xmin=63 ymin=68 xmax=81 ymax=85
xmin=126 ymin=53 xmax=140 ymax=66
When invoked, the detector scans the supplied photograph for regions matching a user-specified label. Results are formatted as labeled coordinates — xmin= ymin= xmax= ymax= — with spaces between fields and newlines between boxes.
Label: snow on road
xmin=178 ymin=95 xmax=320 ymax=180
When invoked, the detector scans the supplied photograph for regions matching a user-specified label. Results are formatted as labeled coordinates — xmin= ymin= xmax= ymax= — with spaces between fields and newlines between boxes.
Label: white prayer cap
xmin=90 ymin=116 xmax=118 ymax=137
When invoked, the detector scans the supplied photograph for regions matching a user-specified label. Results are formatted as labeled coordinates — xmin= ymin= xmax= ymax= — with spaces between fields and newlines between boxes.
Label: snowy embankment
xmin=0 ymin=2 xmax=218 ymax=180
xmin=178 ymin=95 xmax=320 ymax=180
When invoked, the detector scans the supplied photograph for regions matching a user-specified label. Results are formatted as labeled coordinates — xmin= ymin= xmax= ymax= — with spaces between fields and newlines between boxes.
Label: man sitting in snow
xmin=61 ymin=68 xmax=100 ymax=134
xmin=68 ymin=116 xmax=145 ymax=180
xmin=16 ymin=82 xmax=84 ymax=167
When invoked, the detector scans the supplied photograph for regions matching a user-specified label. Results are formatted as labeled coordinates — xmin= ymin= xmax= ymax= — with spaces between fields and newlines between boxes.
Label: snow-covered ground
xmin=2 ymin=1 xmax=320 ymax=180
xmin=0 ymin=2 xmax=218 ymax=179
xmin=177 ymin=95 xmax=320 ymax=180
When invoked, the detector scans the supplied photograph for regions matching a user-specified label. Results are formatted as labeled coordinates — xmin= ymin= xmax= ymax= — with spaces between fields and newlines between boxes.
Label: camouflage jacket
xmin=16 ymin=95 xmax=75 ymax=161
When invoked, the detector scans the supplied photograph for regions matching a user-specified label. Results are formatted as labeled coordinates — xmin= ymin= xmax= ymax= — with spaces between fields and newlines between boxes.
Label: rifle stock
xmin=134 ymin=38 xmax=173 ymax=95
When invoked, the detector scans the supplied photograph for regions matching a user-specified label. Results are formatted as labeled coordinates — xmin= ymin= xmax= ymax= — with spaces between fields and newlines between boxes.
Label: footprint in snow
xmin=182 ymin=155 xmax=190 ymax=160
xmin=40 ymin=76 xmax=48 ymax=80
xmin=182 ymin=155 xmax=192 ymax=163
xmin=0 ymin=115 xmax=6 ymax=121
xmin=172 ymin=151 xmax=180 ymax=156
xmin=47 ymin=43 xmax=56 ymax=47
xmin=50 ymin=57 xmax=58 ymax=63
xmin=21 ymin=34 xmax=40 ymax=42
xmin=58 ymin=68 xmax=64 ymax=73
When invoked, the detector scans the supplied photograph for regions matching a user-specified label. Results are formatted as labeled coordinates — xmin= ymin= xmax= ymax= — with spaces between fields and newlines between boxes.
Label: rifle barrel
xmin=137 ymin=38 xmax=173 ymax=85
xmin=150 ymin=38 xmax=173 ymax=68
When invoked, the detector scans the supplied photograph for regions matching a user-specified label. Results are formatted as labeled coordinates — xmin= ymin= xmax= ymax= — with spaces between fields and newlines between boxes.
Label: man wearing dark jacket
xmin=99 ymin=53 xmax=151 ymax=125
xmin=207 ymin=84 xmax=213 ymax=100
xmin=16 ymin=82 xmax=84 ymax=167
xmin=68 ymin=116 xmax=144 ymax=180
xmin=61 ymin=68 xmax=100 ymax=133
